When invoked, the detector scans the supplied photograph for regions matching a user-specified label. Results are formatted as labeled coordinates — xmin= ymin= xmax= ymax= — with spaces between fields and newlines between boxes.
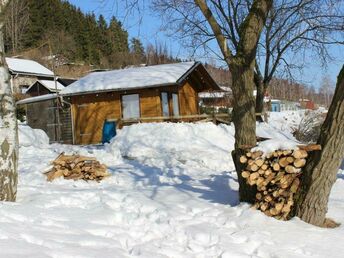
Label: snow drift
xmin=108 ymin=122 xmax=236 ymax=171
xmin=19 ymin=125 xmax=49 ymax=147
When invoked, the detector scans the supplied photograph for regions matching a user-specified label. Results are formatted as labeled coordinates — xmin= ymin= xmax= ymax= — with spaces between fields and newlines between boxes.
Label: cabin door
xmin=122 ymin=94 xmax=140 ymax=119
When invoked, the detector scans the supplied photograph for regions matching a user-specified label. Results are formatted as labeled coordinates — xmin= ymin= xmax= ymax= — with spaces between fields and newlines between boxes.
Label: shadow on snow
xmin=108 ymin=159 xmax=239 ymax=207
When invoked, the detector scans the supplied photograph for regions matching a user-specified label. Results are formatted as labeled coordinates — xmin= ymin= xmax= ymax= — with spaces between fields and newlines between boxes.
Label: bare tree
xmin=0 ymin=0 xmax=18 ymax=201
xmin=4 ymin=0 xmax=29 ymax=53
xmin=319 ymin=75 xmax=334 ymax=107
xmin=153 ymin=0 xmax=272 ymax=202
xmin=153 ymin=0 xmax=343 ymax=115
xmin=255 ymin=0 xmax=343 ymax=113
xmin=293 ymin=65 xmax=344 ymax=227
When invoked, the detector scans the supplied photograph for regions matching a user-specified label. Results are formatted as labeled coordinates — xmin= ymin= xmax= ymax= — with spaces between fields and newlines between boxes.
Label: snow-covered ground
xmin=1 ymin=111 xmax=343 ymax=258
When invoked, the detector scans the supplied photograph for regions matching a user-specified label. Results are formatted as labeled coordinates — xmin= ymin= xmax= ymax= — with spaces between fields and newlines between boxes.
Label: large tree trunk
xmin=293 ymin=65 xmax=344 ymax=227
xmin=255 ymin=77 xmax=265 ymax=122
xmin=231 ymin=58 xmax=257 ymax=203
xmin=0 ymin=1 xmax=18 ymax=202
xmin=194 ymin=0 xmax=272 ymax=203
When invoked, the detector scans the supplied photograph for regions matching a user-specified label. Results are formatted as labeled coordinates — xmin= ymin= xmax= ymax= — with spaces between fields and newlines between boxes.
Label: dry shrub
xmin=293 ymin=110 xmax=326 ymax=143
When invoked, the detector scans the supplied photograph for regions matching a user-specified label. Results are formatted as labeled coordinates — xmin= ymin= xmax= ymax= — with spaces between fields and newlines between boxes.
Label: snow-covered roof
xmin=199 ymin=92 xmax=228 ymax=98
xmin=16 ymin=94 xmax=58 ymax=105
xmin=6 ymin=57 xmax=54 ymax=76
xmin=61 ymin=62 xmax=198 ymax=95
xmin=27 ymin=80 xmax=65 ymax=93
xmin=199 ymin=86 xmax=231 ymax=98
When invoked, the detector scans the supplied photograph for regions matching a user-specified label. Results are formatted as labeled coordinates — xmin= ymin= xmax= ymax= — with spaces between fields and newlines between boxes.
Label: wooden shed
xmin=60 ymin=61 xmax=221 ymax=145
xmin=17 ymin=94 xmax=73 ymax=144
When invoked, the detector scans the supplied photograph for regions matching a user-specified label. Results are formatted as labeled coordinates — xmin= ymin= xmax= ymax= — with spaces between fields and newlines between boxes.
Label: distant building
xmin=280 ymin=100 xmax=300 ymax=111
xmin=198 ymin=86 xmax=232 ymax=108
xmin=299 ymin=99 xmax=317 ymax=110
xmin=6 ymin=57 xmax=55 ymax=94
xmin=25 ymin=80 xmax=66 ymax=97
xmin=270 ymin=99 xmax=281 ymax=112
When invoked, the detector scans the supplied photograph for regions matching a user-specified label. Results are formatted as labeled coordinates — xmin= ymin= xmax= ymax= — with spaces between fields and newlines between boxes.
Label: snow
xmin=30 ymin=80 xmax=65 ymax=92
xmin=61 ymin=62 xmax=196 ymax=95
xmin=1 ymin=110 xmax=344 ymax=257
xmin=18 ymin=124 xmax=49 ymax=148
xmin=16 ymin=94 xmax=58 ymax=105
xmin=199 ymin=92 xmax=227 ymax=98
xmin=252 ymin=139 xmax=299 ymax=154
xmin=5 ymin=58 xmax=54 ymax=76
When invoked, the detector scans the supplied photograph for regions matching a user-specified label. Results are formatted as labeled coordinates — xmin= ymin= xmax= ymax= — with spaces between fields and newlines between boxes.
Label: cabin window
xmin=161 ymin=92 xmax=169 ymax=117
xmin=172 ymin=93 xmax=180 ymax=116
xmin=122 ymin=94 xmax=140 ymax=119
xmin=20 ymin=85 xmax=29 ymax=94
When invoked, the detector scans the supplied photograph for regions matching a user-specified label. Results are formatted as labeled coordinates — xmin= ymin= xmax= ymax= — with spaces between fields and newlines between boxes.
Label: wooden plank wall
xmin=71 ymin=83 xmax=199 ymax=145
xmin=179 ymin=81 xmax=199 ymax=115
xmin=72 ymin=92 xmax=121 ymax=144
xmin=139 ymin=88 xmax=162 ymax=118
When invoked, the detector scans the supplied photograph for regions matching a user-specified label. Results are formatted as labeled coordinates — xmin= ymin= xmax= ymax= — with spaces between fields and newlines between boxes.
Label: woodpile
xmin=44 ymin=153 xmax=110 ymax=182
xmin=240 ymin=146 xmax=319 ymax=220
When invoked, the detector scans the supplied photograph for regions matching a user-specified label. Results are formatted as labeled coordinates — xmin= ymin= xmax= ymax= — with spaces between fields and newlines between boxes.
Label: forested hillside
xmin=4 ymin=0 xmax=180 ymax=69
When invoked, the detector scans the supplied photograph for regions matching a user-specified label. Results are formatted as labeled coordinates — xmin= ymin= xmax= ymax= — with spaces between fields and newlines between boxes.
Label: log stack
xmin=44 ymin=153 xmax=110 ymax=182
xmin=240 ymin=147 xmax=315 ymax=220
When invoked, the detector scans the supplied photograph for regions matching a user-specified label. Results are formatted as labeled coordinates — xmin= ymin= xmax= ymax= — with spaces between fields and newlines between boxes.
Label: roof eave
xmin=61 ymin=82 xmax=177 ymax=97
xmin=8 ymin=69 xmax=54 ymax=78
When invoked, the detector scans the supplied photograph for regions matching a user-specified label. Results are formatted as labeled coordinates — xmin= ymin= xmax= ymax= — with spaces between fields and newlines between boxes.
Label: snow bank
xmin=108 ymin=122 xmax=236 ymax=171
xmin=19 ymin=125 xmax=49 ymax=148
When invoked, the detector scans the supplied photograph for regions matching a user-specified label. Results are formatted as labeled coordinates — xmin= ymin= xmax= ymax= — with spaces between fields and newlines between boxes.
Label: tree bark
xmin=0 ymin=0 xmax=18 ymax=202
xmin=255 ymin=76 xmax=265 ymax=121
xmin=293 ymin=65 xmax=344 ymax=227
xmin=231 ymin=58 xmax=258 ymax=202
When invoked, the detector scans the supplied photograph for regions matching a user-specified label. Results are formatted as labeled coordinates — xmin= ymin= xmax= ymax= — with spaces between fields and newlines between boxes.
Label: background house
xmin=25 ymin=80 xmax=65 ymax=97
xmin=198 ymin=86 xmax=232 ymax=112
xmin=18 ymin=61 xmax=220 ymax=145
xmin=6 ymin=57 xmax=55 ymax=94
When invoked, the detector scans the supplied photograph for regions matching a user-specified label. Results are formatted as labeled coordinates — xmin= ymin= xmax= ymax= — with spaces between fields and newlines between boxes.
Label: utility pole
xmin=48 ymin=40 xmax=61 ymax=143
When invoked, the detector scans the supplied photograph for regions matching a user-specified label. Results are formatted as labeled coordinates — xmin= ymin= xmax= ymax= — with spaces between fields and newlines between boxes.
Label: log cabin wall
xmin=71 ymin=92 xmax=121 ymax=145
xmin=178 ymin=81 xmax=199 ymax=116
xmin=26 ymin=99 xmax=73 ymax=144
xmin=71 ymin=83 xmax=199 ymax=145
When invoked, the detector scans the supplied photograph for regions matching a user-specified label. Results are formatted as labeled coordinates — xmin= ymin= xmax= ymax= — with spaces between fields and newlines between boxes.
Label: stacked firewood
xmin=240 ymin=148 xmax=311 ymax=220
xmin=45 ymin=153 xmax=110 ymax=182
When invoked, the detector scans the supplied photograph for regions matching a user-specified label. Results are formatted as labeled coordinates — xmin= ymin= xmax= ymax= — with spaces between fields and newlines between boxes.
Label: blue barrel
xmin=102 ymin=120 xmax=116 ymax=144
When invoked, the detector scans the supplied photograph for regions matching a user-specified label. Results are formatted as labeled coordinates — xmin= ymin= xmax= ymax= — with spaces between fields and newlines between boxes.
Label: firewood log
xmin=272 ymin=163 xmax=280 ymax=171
xmin=290 ymin=178 xmax=300 ymax=193
xmin=242 ymin=171 xmax=250 ymax=178
xmin=278 ymin=157 xmax=289 ymax=168
xmin=286 ymin=156 xmax=295 ymax=163
xmin=248 ymin=163 xmax=259 ymax=172
xmin=249 ymin=172 xmax=259 ymax=181
xmin=292 ymin=149 xmax=308 ymax=159
xmin=240 ymin=155 xmax=248 ymax=163
xmin=293 ymin=158 xmax=306 ymax=168
xmin=285 ymin=165 xmax=301 ymax=174
xmin=261 ymin=164 xmax=268 ymax=170
xmin=255 ymin=159 xmax=264 ymax=167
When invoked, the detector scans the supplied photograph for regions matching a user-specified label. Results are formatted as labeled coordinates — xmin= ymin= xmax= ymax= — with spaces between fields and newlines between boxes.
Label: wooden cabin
xmin=17 ymin=94 xmax=73 ymax=144
xmin=18 ymin=62 xmax=220 ymax=145
xmin=26 ymin=80 xmax=66 ymax=97
xmin=59 ymin=61 xmax=220 ymax=145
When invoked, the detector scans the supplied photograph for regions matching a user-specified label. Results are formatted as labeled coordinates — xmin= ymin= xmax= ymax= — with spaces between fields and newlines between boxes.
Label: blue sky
xmin=67 ymin=0 xmax=343 ymax=89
